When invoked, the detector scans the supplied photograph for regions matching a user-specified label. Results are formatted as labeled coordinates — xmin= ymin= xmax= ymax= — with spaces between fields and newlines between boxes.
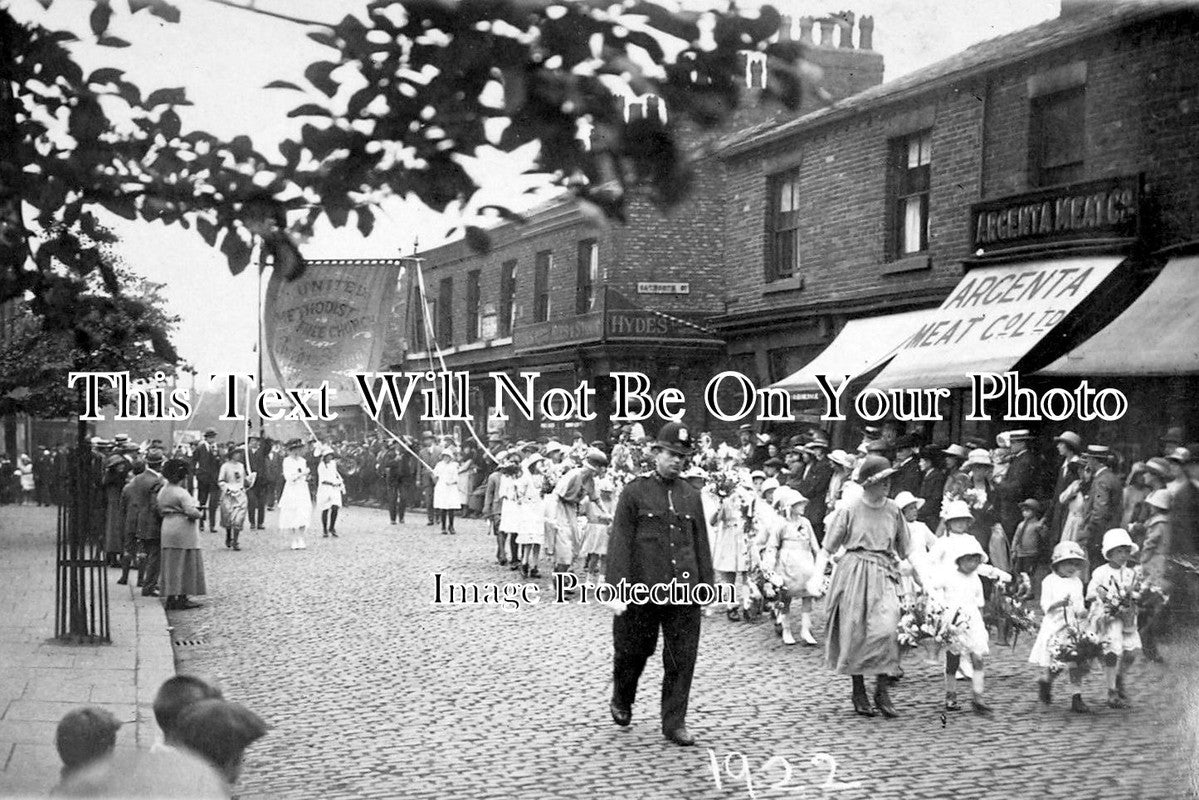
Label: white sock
xmin=971 ymin=669 xmax=985 ymax=696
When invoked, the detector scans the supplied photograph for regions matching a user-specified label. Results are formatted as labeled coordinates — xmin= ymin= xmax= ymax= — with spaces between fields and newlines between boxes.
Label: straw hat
xmin=965 ymin=448 xmax=993 ymax=468
xmin=945 ymin=534 xmax=988 ymax=565
xmin=942 ymin=443 xmax=970 ymax=461
xmin=772 ymin=486 xmax=808 ymax=510
xmin=1145 ymin=489 xmax=1171 ymax=511
xmin=827 ymin=449 xmax=855 ymax=470
xmin=760 ymin=477 xmax=780 ymax=494
xmin=1051 ymin=540 xmax=1087 ymax=566
xmin=941 ymin=499 xmax=973 ymax=522
xmin=857 ymin=455 xmax=896 ymax=486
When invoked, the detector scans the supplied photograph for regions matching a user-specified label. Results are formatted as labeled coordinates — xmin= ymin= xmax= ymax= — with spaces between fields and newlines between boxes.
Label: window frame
xmin=1029 ymin=85 xmax=1086 ymax=188
xmin=765 ymin=168 xmax=801 ymax=282
xmin=887 ymin=130 xmax=932 ymax=260
xmin=498 ymin=259 xmax=517 ymax=337
xmin=437 ymin=276 xmax=453 ymax=343
xmin=534 ymin=250 xmax=552 ymax=323
xmin=576 ymin=239 xmax=598 ymax=314
xmin=465 ymin=269 xmax=481 ymax=343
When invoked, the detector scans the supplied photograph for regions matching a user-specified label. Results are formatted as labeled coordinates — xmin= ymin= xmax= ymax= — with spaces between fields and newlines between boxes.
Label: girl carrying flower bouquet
xmin=1030 ymin=541 xmax=1092 ymax=712
xmin=761 ymin=487 xmax=820 ymax=646
xmin=1087 ymin=528 xmax=1142 ymax=709
xmin=928 ymin=535 xmax=1003 ymax=714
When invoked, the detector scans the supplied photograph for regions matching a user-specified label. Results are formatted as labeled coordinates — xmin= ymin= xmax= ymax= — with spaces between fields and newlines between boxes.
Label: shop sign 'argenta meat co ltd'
xmin=971 ymin=175 xmax=1141 ymax=252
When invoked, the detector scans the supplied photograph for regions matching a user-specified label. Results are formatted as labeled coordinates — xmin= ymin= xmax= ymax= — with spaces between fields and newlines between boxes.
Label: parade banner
xmin=263 ymin=259 xmax=401 ymax=407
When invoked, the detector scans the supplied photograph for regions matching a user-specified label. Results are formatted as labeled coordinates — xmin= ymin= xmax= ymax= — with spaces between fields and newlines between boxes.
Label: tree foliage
xmin=2 ymin=0 xmax=812 ymax=320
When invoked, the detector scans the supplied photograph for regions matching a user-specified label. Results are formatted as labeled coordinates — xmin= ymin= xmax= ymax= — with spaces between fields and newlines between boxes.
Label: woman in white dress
xmin=515 ymin=455 xmax=546 ymax=578
xmin=316 ymin=448 xmax=345 ymax=538
xmin=278 ymin=439 xmax=313 ymax=550
xmin=432 ymin=448 xmax=461 ymax=534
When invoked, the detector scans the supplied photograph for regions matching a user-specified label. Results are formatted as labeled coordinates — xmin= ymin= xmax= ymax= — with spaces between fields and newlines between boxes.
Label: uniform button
xmin=671 ymin=559 xmax=677 ymax=565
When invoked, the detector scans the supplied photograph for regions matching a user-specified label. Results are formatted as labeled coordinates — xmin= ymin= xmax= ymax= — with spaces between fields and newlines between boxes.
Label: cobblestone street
xmin=151 ymin=504 xmax=1198 ymax=800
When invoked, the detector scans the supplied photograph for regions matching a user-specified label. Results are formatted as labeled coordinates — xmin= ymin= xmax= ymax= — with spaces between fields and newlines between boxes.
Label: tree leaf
xmin=97 ymin=35 xmax=132 ymax=48
xmin=220 ymin=229 xmax=252 ymax=275
xmin=287 ymin=104 xmax=333 ymax=118
xmin=464 ymin=226 xmax=491 ymax=254
xmin=304 ymin=61 xmax=340 ymax=97
xmin=90 ymin=0 xmax=112 ymax=37
xmin=145 ymin=87 xmax=190 ymax=107
xmin=87 ymin=67 xmax=124 ymax=85
xmin=159 ymin=109 xmax=181 ymax=139
xmin=356 ymin=208 xmax=374 ymax=238
xmin=196 ymin=217 xmax=218 ymax=247
xmin=264 ymin=80 xmax=304 ymax=91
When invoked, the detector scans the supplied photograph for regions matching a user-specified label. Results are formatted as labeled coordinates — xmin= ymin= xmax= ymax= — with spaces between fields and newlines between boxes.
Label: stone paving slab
xmin=0 ymin=505 xmax=177 ymax=797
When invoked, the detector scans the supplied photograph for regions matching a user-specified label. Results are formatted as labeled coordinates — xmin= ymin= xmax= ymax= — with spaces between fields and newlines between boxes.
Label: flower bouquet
xmin=1047 ymin=624 xmax=1106 ymax=676
xmin=706 ymin=469 xmax=743 ymax=499
xmin=983 ymin=574 xmax=1040 ymax=647
xmin=1097 ymin=577 xmax=1140 ymax=625
xmin=896 ymin=595 xmax=969 ymax=653
xmin=1134 ymin=578 xmax=1170 ymax=612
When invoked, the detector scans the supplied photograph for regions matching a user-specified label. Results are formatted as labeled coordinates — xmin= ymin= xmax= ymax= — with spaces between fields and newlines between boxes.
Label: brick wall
xmin=721 ymin=10 xmax=1199 ymax=323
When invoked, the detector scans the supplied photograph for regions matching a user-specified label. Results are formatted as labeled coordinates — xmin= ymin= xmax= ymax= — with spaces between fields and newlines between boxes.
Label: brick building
xmin=397 ymin=14 xmax=885 ymax=442
xmin=714 ymin=2 xmax=1199 ymax=458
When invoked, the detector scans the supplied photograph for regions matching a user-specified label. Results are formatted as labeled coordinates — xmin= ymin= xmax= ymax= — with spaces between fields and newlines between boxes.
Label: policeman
xmin=605 ymin=421 xmax=714 ymax=747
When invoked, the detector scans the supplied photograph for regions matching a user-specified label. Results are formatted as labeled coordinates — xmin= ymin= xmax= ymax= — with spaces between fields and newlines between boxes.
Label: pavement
xmin=0 ymin=504 xmax=176 ymax=798
xmin=3 ymin=501 xmax=1199 ymax=799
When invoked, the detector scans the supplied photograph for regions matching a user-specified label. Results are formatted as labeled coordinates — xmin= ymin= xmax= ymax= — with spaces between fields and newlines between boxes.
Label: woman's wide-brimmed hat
xmin=965 ymin=448 xmax=993 ymax=468
xmin=1054 ymin=431 xmax=1083 ymax=451
xmin=827 ymin=449 xmax=855 ymax=470
xmin=1145 ymin=489 xmax=1171 ymax=511
xmin=942 ymin=443 xmax=970 ymax=461
xmin=284 ymin=438 xmax=304 ymax=451
xmin=892 ymin=491 xmax=924 ymax=511
xmin=857 ymin=454 xmax=896 ymax=486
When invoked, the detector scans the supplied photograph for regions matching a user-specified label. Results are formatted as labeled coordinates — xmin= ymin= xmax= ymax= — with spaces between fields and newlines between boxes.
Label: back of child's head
xmin=153 ymin=675 xmax=224 ymax=742
xmin=173 ymin=699 xmax=268 ymax=781
xmin=56 ymin=707 xmax=121 ymax=772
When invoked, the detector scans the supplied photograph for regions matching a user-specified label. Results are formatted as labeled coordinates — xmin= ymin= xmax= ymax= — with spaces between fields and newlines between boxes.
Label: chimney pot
xmin=645 ymin=95 xmax=661 ymax=122
xmin=818 ymin=18 xmax=836 ymax=47
xmin=628 ymin=100 xmax=644 ymax=121
xmin=798 ymin=16 xmax=814 ymax=43
xmin=839 ymin=11 xmax=856 ymax=48
xmin=778 ymin=14 xmax=793 ymax=42
xmin=748 ymin=56 xmax=765 ymax=89
xmin=859 ymin=15 xmax=875 ymax=51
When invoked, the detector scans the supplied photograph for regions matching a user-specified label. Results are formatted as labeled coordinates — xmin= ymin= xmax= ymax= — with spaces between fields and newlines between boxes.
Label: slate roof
xmin=719 ymin=1 xmax=1188 ymax=158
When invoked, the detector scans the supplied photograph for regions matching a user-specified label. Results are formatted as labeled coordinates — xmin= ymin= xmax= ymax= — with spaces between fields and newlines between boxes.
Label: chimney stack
xmin=798 ymin=16 xmax=815 ymax=44
xmin=778 ymin=14 xmax=794 ymax=42
xmin=837 ymin=11 xmax=855 ymax=48
xmin=818 ymin=17 xmax=836 ymax=47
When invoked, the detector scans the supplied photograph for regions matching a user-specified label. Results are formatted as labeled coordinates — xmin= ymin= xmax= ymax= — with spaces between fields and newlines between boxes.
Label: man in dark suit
xmin=995 ymin=429 xmax=1041 ymax=539
xmin=1081 ymin=444 xmax=1123 ymax=569
xmin=797 ymin=435 xmax=833 ymax=543
xmin=129 ymin=449 xmax=166 ymax=596
xmin=916 ymin=446 xmax=946 ymax=528
xmin=606 ymin=422 xmax=714 ymax=747
xmin=888 ymin=434 xmax=922 ymax=499
xmin=191 ymin=429 xmax=220 ymax=531
xmin=245 ymin=436 xmax=270 ymax=531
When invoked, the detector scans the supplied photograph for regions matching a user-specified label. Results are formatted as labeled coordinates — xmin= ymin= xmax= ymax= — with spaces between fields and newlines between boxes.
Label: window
xmin=438 ymin=276 xmax=453 ymax=343
xmin=534 ymin=250 xmax=552 ymax=323
xmin=499 ymin=259 xmax=516 ymax=336
xmin=766 ymin=169 xmax=801 ymax=281
xmin=889 ymin=130 xmax=931 ymax=259
xmin=1030 ymin=87 xmax=1085 ymax=187
xmin=576 ymin=239 xmax=598 ymax=314
xmin=466 ymin=269 xmax=481 ymax=342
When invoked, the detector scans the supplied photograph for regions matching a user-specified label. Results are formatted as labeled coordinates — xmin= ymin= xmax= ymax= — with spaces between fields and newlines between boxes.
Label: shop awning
xmin=769 ymin=309 xmax=936 ymax=394
xmin=866 ymin=255 xmax=1124 ymax=390
xmin=1039 ymin=254 xmax=1199 ymax=375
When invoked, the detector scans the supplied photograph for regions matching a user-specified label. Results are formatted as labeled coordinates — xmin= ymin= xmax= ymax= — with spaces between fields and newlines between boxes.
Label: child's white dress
xmin=1029 ymin=572 xmax=1086 ymax=667
xmin=901 ymin=519 xmax=937 ymax=595
xmin=1087 ymin=564 xmax=1142 ymax=655
xmin=930 ymin=567 xmax=989 ymax=657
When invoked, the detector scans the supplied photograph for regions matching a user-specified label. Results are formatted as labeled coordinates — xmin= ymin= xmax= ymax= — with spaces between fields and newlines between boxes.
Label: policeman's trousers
xmin=612 ymin=603 xmax=701 ymax=733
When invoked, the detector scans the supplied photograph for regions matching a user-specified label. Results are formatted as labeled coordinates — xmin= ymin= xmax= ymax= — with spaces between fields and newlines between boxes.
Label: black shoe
xmin=609 ymin=700 xmax=631 ymax=727
xmin=448 ymin=529 xmax=455 ymax=535
xmin=1037 ymin=679 xmax=1052 ymax=705
xmin=1115 ymin=675 xmax=1128 ymax=700
xmin=232 ymin=543 xmax=241 ymax=551
xmin=141 ymin=587 xmax=160 ymax=597
xmin=521 ymin=564 xmax=529 ymax=578
xmin=663 ymin=727 xmax=695 ymax=747
xmin=116 ymin=576 xmax=128 ymax=585
xmin=178 ymin=599 xmax=202 ymax=610
xmin=970 ymin=696 xmax=993 ymax=715
xmin=852 ymin=691 xmax=877 ymax=717
xmin=1071 ymin=694 xmax=1091 ymax=714
xmin=427 ymin=521 xmax=435 ymax=526
xmin=873 ymin=681 xmax=899 ymax=718
xmin=330 ymin=530 xmax=338 ymax=537
xmin=529 ymin=568 xmax=541 ymax=579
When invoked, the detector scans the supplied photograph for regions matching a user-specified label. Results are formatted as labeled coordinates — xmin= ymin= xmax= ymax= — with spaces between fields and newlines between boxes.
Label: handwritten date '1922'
xmin=705 ymin=749 xmax=863 ymax=798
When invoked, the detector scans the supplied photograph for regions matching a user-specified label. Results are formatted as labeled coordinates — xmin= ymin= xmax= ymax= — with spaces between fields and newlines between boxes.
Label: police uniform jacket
xmin=606 ymin=472 xmax=714 ymax=593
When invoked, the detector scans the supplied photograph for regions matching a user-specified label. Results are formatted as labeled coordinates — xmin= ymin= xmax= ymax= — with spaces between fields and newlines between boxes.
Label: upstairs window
xmin=766 ymin=169 xmax=801 ymax=281
xmin=576 ymin=239 xmax=598 ymax=314
xmin=438 ymin=277 xmax=453 ymax=343
xmin=889 ymin=130 xmax=931 ymax=259
xmin=499 ymin=259 xmax=516 ymax=336
xmin=534 ymin=250 xmax=552 ymax=323
xmin=1030 ymin=86 xmax=1085 ymax=187
xmin=465 ymin=269 xmax=480 ymax=342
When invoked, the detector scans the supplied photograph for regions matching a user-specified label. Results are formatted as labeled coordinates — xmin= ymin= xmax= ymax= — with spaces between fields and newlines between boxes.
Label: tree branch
xmin=202 ymin=0 xmax=331 ymax=28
